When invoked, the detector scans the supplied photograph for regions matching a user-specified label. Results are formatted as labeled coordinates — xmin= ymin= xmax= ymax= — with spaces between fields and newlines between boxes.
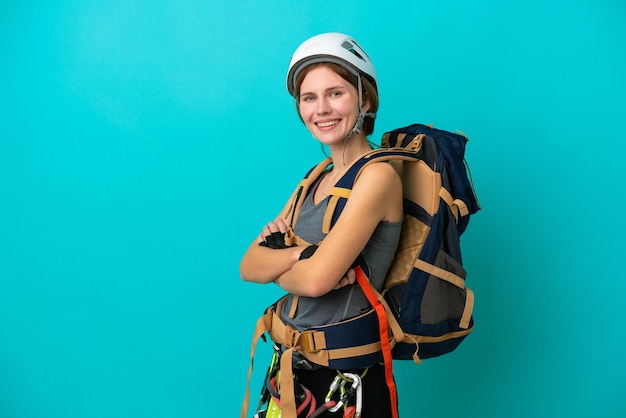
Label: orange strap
xmin=354 ymin=266 xmax=399 ymax=418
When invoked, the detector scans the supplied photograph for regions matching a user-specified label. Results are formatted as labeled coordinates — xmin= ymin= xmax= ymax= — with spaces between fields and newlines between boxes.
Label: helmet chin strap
xmin=341 ymin=74 xmax=376 ymax=165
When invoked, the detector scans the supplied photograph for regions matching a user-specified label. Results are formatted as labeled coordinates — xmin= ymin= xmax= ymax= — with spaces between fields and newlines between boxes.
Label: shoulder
xmin=350 ymin=160 xmax=402 ymax=218
xmin=355 ymin=160 xmax=401 ymax=190
xmin=353 ymin=160 xmax=403 ymax=221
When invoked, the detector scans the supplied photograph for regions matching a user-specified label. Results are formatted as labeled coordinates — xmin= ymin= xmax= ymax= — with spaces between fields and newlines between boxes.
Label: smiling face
xmin=297 ymin=65 xmax=367 ymax=145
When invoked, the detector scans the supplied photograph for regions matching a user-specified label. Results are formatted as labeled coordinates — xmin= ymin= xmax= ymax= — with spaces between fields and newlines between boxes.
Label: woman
xmin=240 ymin=32 xmax=403 ymax=417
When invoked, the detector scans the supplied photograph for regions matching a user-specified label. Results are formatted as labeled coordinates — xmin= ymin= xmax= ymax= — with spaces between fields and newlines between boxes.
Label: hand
xmin=333 ymin=268 xmax=356 ymax=290
xmin=257 ymin=217 xmax=289 ymax=246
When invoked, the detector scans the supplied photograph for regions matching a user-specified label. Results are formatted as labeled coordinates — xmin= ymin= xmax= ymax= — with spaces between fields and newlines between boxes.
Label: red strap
xmin=354 ymin=266 xmax=399 ymax=418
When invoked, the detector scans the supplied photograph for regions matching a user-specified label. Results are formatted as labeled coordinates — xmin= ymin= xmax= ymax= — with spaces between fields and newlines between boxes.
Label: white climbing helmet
xmin=286 ymin=32 xmax=378 ymax=97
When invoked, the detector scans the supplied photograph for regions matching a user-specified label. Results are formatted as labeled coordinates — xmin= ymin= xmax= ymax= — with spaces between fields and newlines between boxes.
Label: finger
xmin=267 ymin=222 xmax=279 ymax=233
xmin=274 ymin=217 xmax=288 ymax=233
xmin=338 ymin=277 xmax=349 ymax=289
xmin=345 ymin=269 xmax=356 ymax=285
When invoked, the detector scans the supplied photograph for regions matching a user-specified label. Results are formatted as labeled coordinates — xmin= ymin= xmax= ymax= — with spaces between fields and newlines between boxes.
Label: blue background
xmin=1 ymin=1 xmax=625 ymax=417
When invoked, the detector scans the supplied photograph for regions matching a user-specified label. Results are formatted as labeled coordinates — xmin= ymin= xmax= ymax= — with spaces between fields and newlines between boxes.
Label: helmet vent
xmin=341 ymin=40 xmax=367 ymax=62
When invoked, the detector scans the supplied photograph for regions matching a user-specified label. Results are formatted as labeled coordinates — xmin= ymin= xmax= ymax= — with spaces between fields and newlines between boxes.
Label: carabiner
xmin=324 ymin=375 xmax=343 ymax=410
xmin=327 ymin=372 xmax=360 ymax=413
xmin=339 ymin=373 xmax=362 ymax=417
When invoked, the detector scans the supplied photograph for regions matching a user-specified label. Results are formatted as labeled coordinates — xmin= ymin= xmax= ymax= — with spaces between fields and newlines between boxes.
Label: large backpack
xmin=241 ymin=123 xmax=481 ymax=418
xmin=377 ymin=123 xmax=481 ymax=360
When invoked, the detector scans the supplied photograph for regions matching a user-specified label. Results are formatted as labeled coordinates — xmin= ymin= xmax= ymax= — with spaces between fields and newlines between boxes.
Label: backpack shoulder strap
xmin=284 ymin=134 xmax=428 ymax=233
xmin=321 ymin=135 xmax=427 ymax=233
xmin=282 ymin=157 xmax=333 ymax=228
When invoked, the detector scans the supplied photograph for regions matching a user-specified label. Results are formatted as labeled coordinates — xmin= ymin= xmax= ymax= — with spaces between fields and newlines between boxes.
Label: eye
xmin=300 ymin=95 xmax=315 ymax=103
xmin=330 ymin=90 xmax=342 ymax=98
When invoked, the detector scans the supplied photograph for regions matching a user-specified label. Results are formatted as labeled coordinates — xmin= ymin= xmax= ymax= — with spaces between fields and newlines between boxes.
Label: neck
xmin=328 ymin=134 xmax=372 ymax=169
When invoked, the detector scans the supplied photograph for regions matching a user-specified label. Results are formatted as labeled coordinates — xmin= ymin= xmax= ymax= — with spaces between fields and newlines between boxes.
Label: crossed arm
xmin=239 ymin=162 xmax=402 ymax=298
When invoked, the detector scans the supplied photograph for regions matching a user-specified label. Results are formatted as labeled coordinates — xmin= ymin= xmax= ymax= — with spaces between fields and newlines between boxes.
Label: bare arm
xmin=274 ymin=162 xmax=402 ymax=297
xmin=239 ymin=217 xmax=304 ymax=284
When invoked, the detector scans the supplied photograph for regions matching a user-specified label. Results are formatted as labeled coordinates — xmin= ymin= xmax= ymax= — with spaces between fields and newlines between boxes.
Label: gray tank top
xmin=281 ymin=173 xmax=402 ymax=331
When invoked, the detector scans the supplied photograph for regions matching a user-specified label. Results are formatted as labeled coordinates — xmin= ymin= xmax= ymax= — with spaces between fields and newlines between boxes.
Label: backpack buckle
xmin=283 ymin=327 xmax=299 ymax=348
xmin=283 ymin=328 xmax=323 ymax=352
xmin=300 ymin=330 xmax=324 ymax=352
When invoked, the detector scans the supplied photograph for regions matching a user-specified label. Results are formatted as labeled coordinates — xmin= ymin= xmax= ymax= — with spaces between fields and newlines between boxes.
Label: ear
xmin=362 ymin=93 xmax=371 ymax=112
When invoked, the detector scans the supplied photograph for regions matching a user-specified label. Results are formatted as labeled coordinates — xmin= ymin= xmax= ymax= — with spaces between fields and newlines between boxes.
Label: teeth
xmin=318 ymin=120 xmax=338 ymax=127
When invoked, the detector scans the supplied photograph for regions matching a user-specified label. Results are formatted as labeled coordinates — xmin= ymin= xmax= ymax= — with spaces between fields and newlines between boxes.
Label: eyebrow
xmin=299 ymin=85 xmax=347 ymax=98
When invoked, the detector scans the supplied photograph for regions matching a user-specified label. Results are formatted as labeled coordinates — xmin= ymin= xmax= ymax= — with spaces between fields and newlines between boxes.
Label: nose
xmin=316 ymin=96 xmax=331 ymax=115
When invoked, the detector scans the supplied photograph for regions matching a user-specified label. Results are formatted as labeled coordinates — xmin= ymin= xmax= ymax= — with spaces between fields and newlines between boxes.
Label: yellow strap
xmin=330 ymin=186 xmax=352 ymax=199
xmin=439 ymin=187 xmax=471 ymax=222
xmin=405 ymin=327 xmax=473 ymax=344
xmin=240 ymin=309 xmax=273 ymax=418
xmin=412 ymin=259 xmax=474 ymax=330
xmin=287 ymin=295 xmax=298 ymax=319
xmin=438 ymin=187 xmax=458 ymax=223
xmin=268 ymin=309 xmax=392 ymax=366
xmin=460 ymin=287 xmax=474 ymax=329
xmin=377 ymin=291 xmax=405 ymax=345
xmin=322 ymin=187 xmax=352 ymax=234
xmin=453 ymin=129 xmax=469 ymax=140
xmin=322 ymin=195 xmax=339 ymax=234
xmin=279 ymin=348 xmax=297 ymax=418
xmin=394 ymin=133 xmax=407 ymax=147
xmin=453 ymin=198 xmax=469 ymax=217
xmin=326 ymin=341 xmax=383 ymax=360
xmin=291 ymin=158 xmax=332 ymax=228
xmin=283 ymin=227 xmax=311 ymax=247
xmin=414 ymin=258 xmax=466 ymax=289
